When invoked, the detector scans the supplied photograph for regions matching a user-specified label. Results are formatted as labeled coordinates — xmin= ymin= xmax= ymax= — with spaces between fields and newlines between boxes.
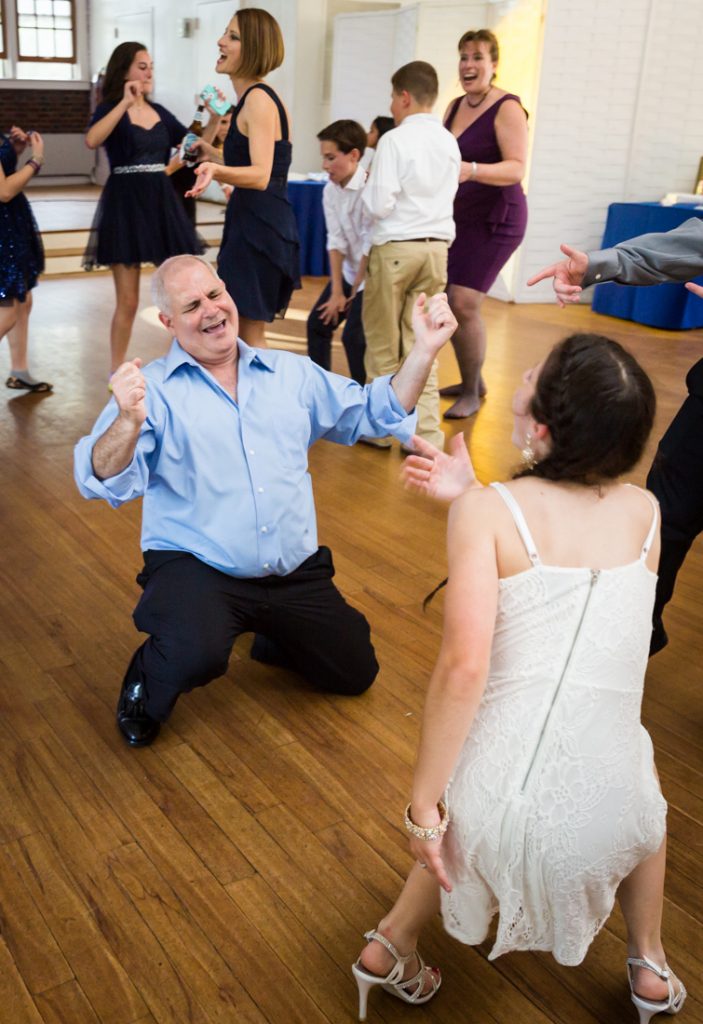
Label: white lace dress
xmin=441 ymin=483 xmax=667 ymax=966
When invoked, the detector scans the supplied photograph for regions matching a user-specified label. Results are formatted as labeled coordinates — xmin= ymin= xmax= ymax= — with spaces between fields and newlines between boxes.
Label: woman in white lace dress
xmin=352 ymin=333 xmax=686 ymax=1024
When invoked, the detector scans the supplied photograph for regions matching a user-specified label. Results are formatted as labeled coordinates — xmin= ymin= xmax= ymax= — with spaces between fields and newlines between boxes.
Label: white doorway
xmin=114 ymin=10 xmax=154 ymax=53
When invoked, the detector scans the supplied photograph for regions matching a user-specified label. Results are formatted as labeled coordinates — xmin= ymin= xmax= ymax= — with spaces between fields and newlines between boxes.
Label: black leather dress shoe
xmin=116 ymin=680 xmax=160 ymax=747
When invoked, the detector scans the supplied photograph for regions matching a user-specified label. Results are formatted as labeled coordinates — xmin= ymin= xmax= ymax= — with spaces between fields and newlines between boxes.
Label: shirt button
xmin=261 ymin=526 xmax=268 ymax=533
xmin=263 ymin=562 xmax=270 ymax=569
xmin=258 ymin=487 xmax=264 ymax=493
xmin=595 ymin=273 xmax=602 ymax=280
xmin=249 ymin=449 xmax=255 ymax=455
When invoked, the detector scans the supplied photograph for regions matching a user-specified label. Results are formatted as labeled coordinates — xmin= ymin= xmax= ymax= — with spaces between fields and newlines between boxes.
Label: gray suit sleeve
xmin=582 ymin=218 xmax=703 ymax=287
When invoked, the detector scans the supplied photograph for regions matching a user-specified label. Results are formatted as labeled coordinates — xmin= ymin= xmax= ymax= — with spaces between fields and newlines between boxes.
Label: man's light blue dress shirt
xmin=74 ymin=340 xmax=416 ymax=578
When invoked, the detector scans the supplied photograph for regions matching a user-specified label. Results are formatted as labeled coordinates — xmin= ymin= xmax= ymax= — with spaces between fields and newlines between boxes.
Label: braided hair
xmin=424 ymin=334 xmax=655 ymax=609
xmin=516 ymin=333 xmax=655 ymax=485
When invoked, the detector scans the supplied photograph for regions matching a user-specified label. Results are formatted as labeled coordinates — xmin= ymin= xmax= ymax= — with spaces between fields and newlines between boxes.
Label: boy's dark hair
xmin=391 ymin=61 xmax=439 ymax=106
xmin=317 ymin=119 xmax=367 ymax=156
xmin=371 ymin=115 xmax=394 ymax=140
xmin=516 ymin=333 xmax=656 ymax=485
xmin=102 ymin=42 xmax=148 ymax=105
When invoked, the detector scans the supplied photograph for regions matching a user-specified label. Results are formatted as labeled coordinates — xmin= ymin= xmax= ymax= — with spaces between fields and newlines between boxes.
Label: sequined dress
xmin=83 ymin=102 xmax=204 ymax=269
xmin=441 ymin=483 xmax=667 ymax=966
xmin=217 ymin=84 xmax=300 ymax=321
xmin=0 ymin=134 xmax=45 ymax=302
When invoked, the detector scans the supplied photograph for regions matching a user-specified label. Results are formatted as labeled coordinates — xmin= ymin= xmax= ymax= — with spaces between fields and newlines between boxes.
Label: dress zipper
xmin=519 ymin=569 xmax=601 ymax=795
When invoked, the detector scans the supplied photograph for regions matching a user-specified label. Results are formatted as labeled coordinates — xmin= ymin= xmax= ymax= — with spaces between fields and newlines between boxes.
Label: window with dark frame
xmin=16 ymin=0 xmax=75 ymax=63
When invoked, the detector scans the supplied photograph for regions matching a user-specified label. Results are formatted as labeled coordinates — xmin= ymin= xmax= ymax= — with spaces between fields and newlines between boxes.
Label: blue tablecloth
xmin=287 ymin=179 xmax=329 ymax=277
xmin=592 ymin=202 xmax=703 ymax=329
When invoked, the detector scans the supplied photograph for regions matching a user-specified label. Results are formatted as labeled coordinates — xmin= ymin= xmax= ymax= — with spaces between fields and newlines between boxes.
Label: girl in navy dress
xmin=0 ymin=126 xmax=52 ymax=393
xmin=84 ymin=42 xmax=205 ymax=373
xmin=187 ymin=8 xmax=300 ymax=348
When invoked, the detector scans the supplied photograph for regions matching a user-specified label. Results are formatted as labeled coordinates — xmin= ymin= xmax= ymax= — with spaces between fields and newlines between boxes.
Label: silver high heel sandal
xmin=627 ymin=956 xmax=687 ymax=1023
xmin=351 ymin=929 xmax=441 ymax=1022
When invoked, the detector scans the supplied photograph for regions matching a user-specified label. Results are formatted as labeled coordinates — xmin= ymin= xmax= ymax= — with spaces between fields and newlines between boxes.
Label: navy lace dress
xmin=83 ymin=102 xmax=204 ymax=269
xmin=0 ymin=135 xmax=45 ymax=302
xmin=218 ymin=84 xmax=300 ymax=320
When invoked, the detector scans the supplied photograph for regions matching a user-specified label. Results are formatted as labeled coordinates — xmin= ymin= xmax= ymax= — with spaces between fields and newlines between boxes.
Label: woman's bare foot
xmin=440 ymin=376 xmax=487 ymax=400
xmin=443 ymin=394 xmax=481 ymax=419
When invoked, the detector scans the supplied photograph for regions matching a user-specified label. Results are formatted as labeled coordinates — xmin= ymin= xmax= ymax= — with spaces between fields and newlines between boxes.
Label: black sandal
xmin=6 ymin=375 xmax=53 ymax=393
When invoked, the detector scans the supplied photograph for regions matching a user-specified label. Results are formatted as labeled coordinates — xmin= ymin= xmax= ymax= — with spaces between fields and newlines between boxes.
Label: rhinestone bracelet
xmin=403 ymin=800 xmax=449 ymax=841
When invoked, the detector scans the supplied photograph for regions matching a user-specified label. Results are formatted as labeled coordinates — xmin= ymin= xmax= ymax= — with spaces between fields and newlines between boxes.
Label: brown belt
xmin=389 ymin=237 xmax=446 ymax=243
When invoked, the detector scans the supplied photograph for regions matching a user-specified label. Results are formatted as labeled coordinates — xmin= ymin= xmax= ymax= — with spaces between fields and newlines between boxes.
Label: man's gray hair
xmin=151 ymin=255 xmax=222 ymax=314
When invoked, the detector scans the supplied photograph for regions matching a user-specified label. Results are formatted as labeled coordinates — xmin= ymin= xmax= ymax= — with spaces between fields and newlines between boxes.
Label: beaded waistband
xmin=113 ymin=163 xmax=166 ymax=174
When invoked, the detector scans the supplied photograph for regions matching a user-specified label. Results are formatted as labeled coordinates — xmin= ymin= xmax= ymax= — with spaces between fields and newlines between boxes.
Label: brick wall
xmin=2 ymin=89 xmax=91 ymax=133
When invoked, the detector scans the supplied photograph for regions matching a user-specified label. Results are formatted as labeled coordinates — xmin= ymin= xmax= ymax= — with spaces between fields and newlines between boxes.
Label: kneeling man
xmin=74 ymin=255 xmax=456 ymax=746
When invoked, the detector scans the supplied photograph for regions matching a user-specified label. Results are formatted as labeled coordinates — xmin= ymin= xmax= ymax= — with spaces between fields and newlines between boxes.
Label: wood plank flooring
xmin=1 ymin=272 xmax=701 ymax=1024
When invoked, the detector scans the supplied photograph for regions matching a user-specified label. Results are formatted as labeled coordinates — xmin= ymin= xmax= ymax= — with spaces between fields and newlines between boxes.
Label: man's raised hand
xmin=412 ymin=292 xmax=458 ymax=355
xmin=111 ymin=358 xmax=147 ymax=426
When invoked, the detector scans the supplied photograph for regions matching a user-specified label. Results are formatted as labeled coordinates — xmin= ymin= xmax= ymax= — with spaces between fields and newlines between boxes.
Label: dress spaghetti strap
xmin=238 ymin=83 xmax=290 ymax=141
xmin=490 ymin=482 xmax=541 ymax=566
xmin=625 ymin=484 xmax=659 ymax=560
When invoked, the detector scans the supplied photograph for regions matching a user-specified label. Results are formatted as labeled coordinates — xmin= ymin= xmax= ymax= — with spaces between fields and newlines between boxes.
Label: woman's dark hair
xmin=458 ymin=28 xmax=499 ymax=62
xmin=424 ymin=333 xmax=655 ymax=609
xmin=371 ymin=115 xmax=394 ymax=140
xmin=516 ymin=333 xmax=656 ymax=485
xmin=102 ymin=42 xmax=148 ymax=105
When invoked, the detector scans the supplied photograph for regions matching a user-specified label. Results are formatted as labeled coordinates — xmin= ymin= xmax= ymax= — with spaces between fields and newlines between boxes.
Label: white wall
xmin=515 ymin=0 xmax=703 ymax=302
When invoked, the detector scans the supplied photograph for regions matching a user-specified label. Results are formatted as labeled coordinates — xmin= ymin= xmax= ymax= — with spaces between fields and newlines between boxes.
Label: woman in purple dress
xmin=441 ymin=29 xmax=528 ymax=419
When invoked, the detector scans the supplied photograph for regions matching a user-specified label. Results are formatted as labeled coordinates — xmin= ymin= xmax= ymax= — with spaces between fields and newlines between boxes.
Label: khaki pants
xmin=362 ymin=240 xmax=448 ymax=450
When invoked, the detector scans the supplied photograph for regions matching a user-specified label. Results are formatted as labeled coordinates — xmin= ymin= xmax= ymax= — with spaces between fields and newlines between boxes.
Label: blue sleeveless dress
xmin=0 ymin=134 xmax=45 ymax=302
xmin=217 ymin=84 xmax=300 ymax=321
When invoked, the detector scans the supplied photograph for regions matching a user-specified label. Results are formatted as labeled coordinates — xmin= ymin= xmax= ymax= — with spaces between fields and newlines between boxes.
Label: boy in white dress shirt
xmin=362 ymin=61 xmax=461 ymax=450
xmin=307 ymin=120 xmax=373 ymax=385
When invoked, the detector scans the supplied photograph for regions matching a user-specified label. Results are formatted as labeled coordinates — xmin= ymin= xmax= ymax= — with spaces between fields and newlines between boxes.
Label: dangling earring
xmin=521 ymin=431 xmax=537 ymax=469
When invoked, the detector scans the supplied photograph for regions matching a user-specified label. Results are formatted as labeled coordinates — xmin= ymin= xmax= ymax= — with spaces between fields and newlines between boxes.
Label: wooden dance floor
xmin=1 ymin=269 xmax=701 ymax=1024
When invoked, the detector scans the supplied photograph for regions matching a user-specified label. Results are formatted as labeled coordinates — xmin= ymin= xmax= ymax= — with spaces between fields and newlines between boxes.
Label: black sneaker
xmin=116 ymin=680 xmax=160 ymax=747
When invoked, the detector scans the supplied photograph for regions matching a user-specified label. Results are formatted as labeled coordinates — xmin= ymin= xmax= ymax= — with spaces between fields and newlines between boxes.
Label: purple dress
xmin=445 ymin=93 xmax=527 ymax=293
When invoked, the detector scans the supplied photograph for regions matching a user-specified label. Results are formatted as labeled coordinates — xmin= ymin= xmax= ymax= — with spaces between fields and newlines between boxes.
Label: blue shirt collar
xmin=163 ymin=337 xmax=276 ymax=380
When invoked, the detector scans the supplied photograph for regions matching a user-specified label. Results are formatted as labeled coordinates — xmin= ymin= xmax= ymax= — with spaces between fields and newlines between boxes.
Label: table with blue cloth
xmin=592 ymin=202 xmax=703 ymax=329
xmin=287 ymin=179 xmax=329 ymax=277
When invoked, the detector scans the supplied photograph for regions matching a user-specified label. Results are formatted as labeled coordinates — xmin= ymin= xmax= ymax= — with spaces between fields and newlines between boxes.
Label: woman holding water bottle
xmin=84 ymin=41 xmax=211 ymax=374
xmin=186 ymin=8 xmax=300 ymax=347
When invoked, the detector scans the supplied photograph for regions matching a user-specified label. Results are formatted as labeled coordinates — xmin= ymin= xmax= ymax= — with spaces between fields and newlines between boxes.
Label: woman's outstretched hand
xmin=402 ymin=433 xmax=479 ymax=503
xmin=185 ymin=162 xmax=215 ymax=198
